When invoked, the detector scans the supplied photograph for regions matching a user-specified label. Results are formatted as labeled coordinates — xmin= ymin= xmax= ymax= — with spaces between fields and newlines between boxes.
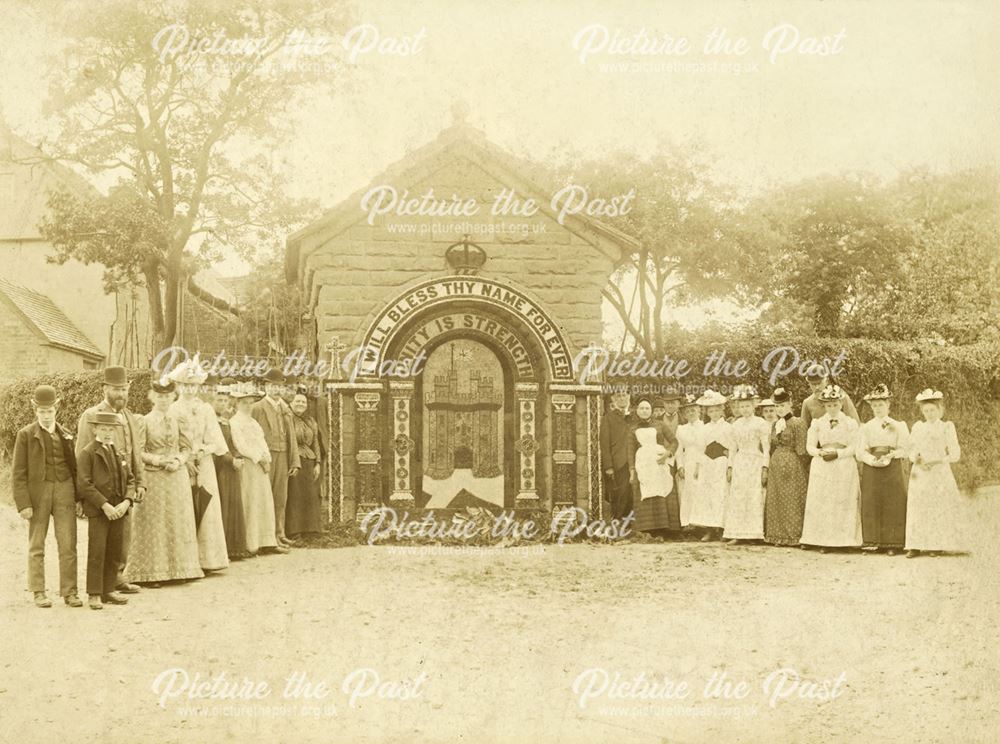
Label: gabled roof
xmin=285 ymin=121 xmax=640 ymax=282
xmin=0 ymin=277 xmax=104 ymax=358
xmin=0 ymin=117 xmax=99 ymax=241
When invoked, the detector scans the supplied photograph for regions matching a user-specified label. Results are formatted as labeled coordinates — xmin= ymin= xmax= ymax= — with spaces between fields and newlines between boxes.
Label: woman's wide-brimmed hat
xmin=757 ymin=398 xmax=775 ymax=408
xmin=730 ymin=384 xmax=757 ymax=401
xmin=818 ymin=384 xmax=844 ymax=402
xmin=696 ymin=389 xmax=728 ymax=407
xmin=150 ymin=377 xmax=176 ymax=394
xmin=915 ymin=388 xmax=944 ymax=403
xmin=166 ymin=356 xmax=208 ymax=385
xmin=771 ymin=387 xmax=791 ymax=404
xmin=864 ymin=383 xmax=892 ymax=401
xmin=680 ymin=393 xmax=699 ymax=409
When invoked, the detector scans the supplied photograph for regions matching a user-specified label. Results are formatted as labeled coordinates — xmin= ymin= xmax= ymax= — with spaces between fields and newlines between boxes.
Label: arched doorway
xmin=417 ymin=338 xmax=510 ymax=509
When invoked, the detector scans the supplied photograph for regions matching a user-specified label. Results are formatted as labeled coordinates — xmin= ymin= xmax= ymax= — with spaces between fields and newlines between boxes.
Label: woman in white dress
xmin=905 ymin=389 xmax=964 ymax=557
xmin=724 ymin=385 xmax=770 ymax=544
xmin=801 ymin=384 xmax=862 ymax=551
xmin=688 ymin=390 xmax=733 ymax=541
xmin=674 ymin=395 xmax=703 ymax=528
xmin=168 ymin=359 xmax=230 ymax=572
xmin=228 ymin=383 xmax=282 ymax=555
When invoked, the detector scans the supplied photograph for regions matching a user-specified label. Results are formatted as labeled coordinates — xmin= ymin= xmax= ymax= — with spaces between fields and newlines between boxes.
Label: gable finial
xmin=450 ymin=98 xmax=470 ymax=126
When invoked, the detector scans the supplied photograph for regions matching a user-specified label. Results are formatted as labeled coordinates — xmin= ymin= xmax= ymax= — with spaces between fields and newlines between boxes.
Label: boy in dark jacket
xmin=76 ymin=412 xmax=136 ymax=610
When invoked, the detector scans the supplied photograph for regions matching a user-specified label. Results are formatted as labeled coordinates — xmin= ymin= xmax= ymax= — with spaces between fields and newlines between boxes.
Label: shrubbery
xmin=605 ymin=336 xmax=1000 ymax=490
xmin=0 ymin=369 xmax=153 ymax=456
xmin=1 ymin=336 xmax=998 ymax=489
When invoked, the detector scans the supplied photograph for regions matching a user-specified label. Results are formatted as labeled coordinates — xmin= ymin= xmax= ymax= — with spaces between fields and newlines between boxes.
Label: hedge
xmin=602 ymin=336 xmax=1000 ymax=491
xmin=0 ymin=369 xmax=153 ymax=456
xmin=2 ymin=336 xmax=998 ymax=489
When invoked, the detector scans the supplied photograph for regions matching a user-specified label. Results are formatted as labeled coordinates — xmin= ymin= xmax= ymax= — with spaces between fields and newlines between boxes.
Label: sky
xmin=1 ymin=0 xmax=998 ymax=328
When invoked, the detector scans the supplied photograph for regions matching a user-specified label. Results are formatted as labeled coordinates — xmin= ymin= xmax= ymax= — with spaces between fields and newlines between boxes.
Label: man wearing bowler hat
xmin=251 ymin=367 xmax=300 ymax=547
xmin=12 ymin=385 xmax=81 ymax=608
xmin=77 ymin=366 xmax=146 ymax=594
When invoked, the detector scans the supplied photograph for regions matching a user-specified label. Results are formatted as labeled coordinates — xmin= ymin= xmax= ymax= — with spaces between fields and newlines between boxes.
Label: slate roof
xmin=0 ymin=276 xmax=104 ymax=358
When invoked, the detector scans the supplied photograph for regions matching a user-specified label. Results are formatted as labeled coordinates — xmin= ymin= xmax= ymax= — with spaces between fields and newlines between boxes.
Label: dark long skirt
xmin=764 ymin=447 xmax=809 ymax=546
xmin=605 ymin=466 xmax=633 ymax=520
xmin=861 ymin=459 xmax=907 ymax=548
xmin=634 ymin=492 xmax=681 ymax=533
xmin=214 ymin=458 xmax=248 ymax=557
xmin=286 ymin=456 xmax=322 ymax=536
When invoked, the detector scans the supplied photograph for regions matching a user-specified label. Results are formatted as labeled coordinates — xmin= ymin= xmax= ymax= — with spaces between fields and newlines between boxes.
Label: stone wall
xmin=302 ymin=156 xmax=615 ymax=358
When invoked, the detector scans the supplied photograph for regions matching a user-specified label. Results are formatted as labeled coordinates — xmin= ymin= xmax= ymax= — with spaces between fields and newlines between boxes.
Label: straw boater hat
xmin=696 ymin=389 xmax=728 ymax=407
xmin=680 ymin=393 xmax=699 ymax=410
xmin=757 ymin=398 xmax=775 ymax=408
xmin=818 ymin=384 xmax=844 ymax=402
xmin=771 ymin=387 xmax=791 ymax=404
xmin=864 ymin=383 xmax=892 ymax=401
xmin=89 ymin=411 xmax=123 ymax=427
xmin=915 ymin=388 xmax=944 ymax=403
xmin=229 ymin=381 xmax=263 ymax=400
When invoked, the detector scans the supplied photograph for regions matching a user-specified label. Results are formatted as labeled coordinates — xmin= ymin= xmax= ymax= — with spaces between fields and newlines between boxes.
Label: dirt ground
xmin=1 ymin=487 xmax=998 ymax=744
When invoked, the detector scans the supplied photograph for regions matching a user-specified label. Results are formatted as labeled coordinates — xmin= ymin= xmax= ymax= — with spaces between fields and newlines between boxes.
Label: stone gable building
xmin=286 ymin=119 xmax=637 ymax=520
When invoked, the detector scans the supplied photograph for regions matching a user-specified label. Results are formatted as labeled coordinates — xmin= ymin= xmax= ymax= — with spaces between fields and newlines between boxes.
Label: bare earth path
xmin=1 ymin=489 xmax=997 ymax=744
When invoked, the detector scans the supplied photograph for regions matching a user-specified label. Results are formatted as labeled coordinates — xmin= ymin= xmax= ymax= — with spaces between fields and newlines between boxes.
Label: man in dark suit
xmin=77 ymin=412 xmax=136 ymax=611
xmin=600 ymin=391 xmax=634 ymax=520
xmin=251 ymin=368 xmax=300 ymax=547
xmin=12 ymin=385 xmax=81 ymax=608
xmin=77 ymin=366 xmax=145 ymax=594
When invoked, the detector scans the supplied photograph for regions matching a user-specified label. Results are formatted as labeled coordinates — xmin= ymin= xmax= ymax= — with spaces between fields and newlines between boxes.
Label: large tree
xmin=754 ymin=174 xmax=908 ymax=336
xmin=25 ymin=0 xmax=352 ymax=353
xmin=844 ymin=167 xmax=1000 ymax=344
xmin=550 ymin=146 xmax=770 ymax=356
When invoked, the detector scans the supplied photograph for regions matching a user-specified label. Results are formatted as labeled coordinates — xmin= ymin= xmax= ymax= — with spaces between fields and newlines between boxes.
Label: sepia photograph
xmin=0 ymin=1 xmax=998 ymax=742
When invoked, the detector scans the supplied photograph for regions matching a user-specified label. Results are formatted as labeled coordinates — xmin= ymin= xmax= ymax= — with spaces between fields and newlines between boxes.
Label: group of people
xmin=12 ymin=361 xmax=326 ymax=609
xmin=601 ymin=367 xmax=965 ymax=556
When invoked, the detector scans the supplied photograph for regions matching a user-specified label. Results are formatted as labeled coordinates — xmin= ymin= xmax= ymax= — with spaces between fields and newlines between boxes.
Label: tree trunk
xmin=142 ymin=262 xmax=167 ymax=355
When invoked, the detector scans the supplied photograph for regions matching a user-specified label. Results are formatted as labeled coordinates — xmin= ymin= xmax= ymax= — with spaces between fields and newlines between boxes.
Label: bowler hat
xmin=90 ymin=411 xmax=122 ymax=427
xmin=661 ymin=388 xmax=684 ymax=401
xmin=103 ymin=366 xmax=128 ymax=386
xmin=772 ymin=387 xmax=791 ymax=404
xmin=263 ymin=368 xmax=285 ymax=384
xmin=32 ymin=385 xmax=58 ymax=407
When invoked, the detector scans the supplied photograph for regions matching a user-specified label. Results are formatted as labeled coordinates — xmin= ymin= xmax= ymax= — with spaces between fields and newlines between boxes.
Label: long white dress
xmin=800 ymin=413 xmax=862 ymax=547
xmin=170 ymin=397 xmax=230 ymax=571
xmin=723 ymin=416 xmax=770 ymax=539
xmin=229 ymin=410 xmax=278 ymax=553
xmin=688 ymin=418 xmax=733 ymax=528
xmin=675 ymin=420 xmax=703 ymax=526
xmin=905 ymin=420 xmax=964 ymax=552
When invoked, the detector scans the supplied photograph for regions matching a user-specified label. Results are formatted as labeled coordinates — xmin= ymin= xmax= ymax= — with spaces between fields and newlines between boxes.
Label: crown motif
xmin=445 ymin=235 xmax=487 ymax=275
